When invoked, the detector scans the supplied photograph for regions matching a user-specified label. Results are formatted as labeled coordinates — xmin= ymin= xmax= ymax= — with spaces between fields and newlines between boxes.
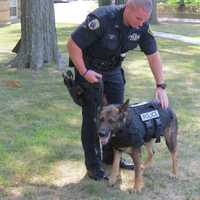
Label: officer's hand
xmin=84 ymin=70 xmax=102 ymax=83
xmin=155 ymin=88 xmax=169 ymax=109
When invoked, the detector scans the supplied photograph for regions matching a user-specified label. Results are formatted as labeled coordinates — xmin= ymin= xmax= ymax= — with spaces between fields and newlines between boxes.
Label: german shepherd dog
xmin=98 ymin=99 xmax=178 ymax=192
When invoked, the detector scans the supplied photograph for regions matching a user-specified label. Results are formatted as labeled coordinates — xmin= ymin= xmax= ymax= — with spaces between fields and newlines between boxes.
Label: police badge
xmin=128 ymin=33 xmax=140 ymax=41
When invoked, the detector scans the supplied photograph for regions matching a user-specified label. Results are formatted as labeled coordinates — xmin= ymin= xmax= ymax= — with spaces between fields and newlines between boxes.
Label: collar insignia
xmin=148 ymin=27 xmax=154 ymax=36
xmin=108 ymin=34 xmax=116 ymax=40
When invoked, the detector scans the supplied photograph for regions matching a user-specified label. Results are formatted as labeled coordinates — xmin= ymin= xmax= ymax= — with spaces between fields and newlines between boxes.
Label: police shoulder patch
xmin=87 ymin=18 xmax=100 ymax=31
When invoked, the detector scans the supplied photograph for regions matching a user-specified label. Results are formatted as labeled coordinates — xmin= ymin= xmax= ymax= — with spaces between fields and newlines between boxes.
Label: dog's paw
xmin=133 ymin=182 xmax=144 ymax=193
xmin=108 ymin=177 xmax=117 ymax=186
xmin=131 ymin=187 xmax=143 ymax=193
xmin=169 ymin=173 xmax=177 ymax=180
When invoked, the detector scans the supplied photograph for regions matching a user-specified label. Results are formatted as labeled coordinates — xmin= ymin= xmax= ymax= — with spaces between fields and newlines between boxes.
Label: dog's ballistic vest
xmin=111 ymin=100 xmax=174 ymax=149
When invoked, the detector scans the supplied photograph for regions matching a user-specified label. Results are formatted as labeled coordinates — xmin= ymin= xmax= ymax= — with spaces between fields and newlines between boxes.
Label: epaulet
xmin=90 ymin=5 xmax=122 ymax=23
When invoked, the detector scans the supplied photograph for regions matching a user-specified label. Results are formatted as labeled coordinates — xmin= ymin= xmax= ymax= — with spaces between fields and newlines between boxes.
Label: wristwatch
xmin=156 ymin=83 xmax=167 ymax=89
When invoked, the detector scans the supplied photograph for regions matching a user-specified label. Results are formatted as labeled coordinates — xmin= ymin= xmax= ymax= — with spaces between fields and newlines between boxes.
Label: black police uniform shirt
xmin=71 ymin=5 xmax=157 ymax=66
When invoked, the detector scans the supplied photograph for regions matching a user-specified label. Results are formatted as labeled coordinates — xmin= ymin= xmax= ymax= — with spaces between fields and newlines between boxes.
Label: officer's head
xmin=124 ymin=0 xmax=152 ymax=28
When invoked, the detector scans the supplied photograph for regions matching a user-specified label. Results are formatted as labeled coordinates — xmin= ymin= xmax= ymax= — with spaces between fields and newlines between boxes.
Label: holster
xmin=63 ymin=70 xmax=85 ymax=106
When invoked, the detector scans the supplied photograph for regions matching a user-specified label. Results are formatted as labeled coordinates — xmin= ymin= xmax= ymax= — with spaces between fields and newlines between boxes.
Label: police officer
xmin=67 ymin=0 xmax=169 ymax=181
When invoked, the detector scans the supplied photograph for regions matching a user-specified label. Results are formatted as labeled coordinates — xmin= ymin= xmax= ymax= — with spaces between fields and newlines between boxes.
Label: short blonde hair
xmin=126 ymin=0 xmax=153 ymax=13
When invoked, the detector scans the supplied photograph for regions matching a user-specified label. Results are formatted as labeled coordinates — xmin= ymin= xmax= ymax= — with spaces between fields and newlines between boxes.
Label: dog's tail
xmin=171 ymin=109 xmax=178 ymax=132
xmin=165 ymin=109 xmax=178 ymax=153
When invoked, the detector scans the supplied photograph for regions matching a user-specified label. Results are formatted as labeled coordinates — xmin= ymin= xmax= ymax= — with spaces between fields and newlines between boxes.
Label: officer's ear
xmin=118 ymin=99 xmax=129 ymax=113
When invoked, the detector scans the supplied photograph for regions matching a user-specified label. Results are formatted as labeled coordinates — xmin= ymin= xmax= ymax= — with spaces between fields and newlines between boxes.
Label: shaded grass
xmin=151 ymin=22 xmax=200 ymax=38
xmin=0 ymin=23 xmax=200 ymax=199
xmin=0 ymin=68 xmax=82 ymax=191
xmin=56 ymin=23 xmax=77 ymax=53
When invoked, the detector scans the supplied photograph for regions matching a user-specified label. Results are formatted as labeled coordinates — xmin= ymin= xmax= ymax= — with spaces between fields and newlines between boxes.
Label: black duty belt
xmin=85 ymin=56 xmax=123 ymax=72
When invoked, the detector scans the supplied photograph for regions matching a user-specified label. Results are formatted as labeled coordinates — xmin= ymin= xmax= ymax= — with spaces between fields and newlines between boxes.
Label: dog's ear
xmin=102 ymin=95 xmax=108 ymax=106
xmin=119 ymin=99 xmax=129 ymax=113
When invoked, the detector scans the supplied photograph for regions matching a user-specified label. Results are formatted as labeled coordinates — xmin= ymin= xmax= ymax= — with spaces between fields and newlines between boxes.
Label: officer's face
xmin=126 ymin=6 xmax=150 ymax=28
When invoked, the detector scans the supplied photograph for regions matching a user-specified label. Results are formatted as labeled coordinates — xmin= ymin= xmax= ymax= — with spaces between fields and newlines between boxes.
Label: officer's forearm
xmin=67 ymin=37 xmax=87 ymax=76
xmin=147 ymin=51 xmax=165 ymax=85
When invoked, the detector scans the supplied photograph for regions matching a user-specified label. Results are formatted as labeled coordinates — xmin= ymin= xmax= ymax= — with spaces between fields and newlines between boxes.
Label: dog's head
xmin=98 ymin=99 xmax=129 ymax=145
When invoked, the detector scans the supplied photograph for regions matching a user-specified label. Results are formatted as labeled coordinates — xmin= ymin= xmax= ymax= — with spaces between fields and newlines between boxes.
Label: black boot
xmin=87 ymin=168 xmax=109 ymax=181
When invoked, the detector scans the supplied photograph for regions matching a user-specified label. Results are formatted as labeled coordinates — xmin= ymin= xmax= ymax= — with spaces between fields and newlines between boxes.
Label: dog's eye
xmin=100 ymin=117 xmax=104 ymax=122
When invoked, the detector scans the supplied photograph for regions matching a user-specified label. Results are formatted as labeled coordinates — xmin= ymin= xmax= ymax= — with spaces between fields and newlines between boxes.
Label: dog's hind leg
xmin=131 ymin=148 xmax=144 ymax=192
xmin=164 ymin=113 xmax=178 ymax=178
xmin=109 ymin=150 xmax=121 ymax=186
xmin=142 ymin=139 xmax=154 ymax=170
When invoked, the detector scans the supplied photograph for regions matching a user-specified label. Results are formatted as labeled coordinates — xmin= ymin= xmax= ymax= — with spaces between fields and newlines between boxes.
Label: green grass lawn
xmin=0 ymin=23 xmax=200 ymax=199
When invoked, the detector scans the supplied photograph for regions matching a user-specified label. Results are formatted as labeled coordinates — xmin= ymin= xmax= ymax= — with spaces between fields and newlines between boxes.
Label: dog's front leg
xmin=131 ymin=148 xmax=144 ymax=192
xmin=109 ymin=149 xmax=121 ymax=186
xmin=142 ymin=139 xmax=154 ymax=170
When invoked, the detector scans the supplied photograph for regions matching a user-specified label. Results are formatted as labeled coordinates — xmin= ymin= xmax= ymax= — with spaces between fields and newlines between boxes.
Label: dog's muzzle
xmin=98 ymin=128 xmax=111 ymax=145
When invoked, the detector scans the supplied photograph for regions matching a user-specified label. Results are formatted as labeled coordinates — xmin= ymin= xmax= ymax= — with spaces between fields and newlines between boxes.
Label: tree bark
xmin=11 ymin=0 xmax=62 ymax=70
xmin=149 ymin=0 xmax=158 ymax=24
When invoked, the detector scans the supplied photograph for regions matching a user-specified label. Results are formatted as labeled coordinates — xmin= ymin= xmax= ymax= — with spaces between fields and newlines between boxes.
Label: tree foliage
xmin=98 ymin=0 xmax=112 ymax=6
xmin=150 ymin=0 xmax=158 ymax=24
xmin=158 ymin=0 xmax=200 ymax=5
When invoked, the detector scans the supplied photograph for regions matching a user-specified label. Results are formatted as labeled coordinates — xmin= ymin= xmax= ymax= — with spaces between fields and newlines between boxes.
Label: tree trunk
xmin=11 ymin=0 xmax=62 ymax=70
xmin=149 ymin=0 xmax=158 ymax=24
xmin=178 ymin=0 xmax=186 ymax=12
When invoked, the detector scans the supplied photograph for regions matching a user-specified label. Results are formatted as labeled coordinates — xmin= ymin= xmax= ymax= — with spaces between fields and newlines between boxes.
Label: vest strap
xmin=144 ymin=120 xmax=154 ymax=137
xmin=154 ymin=118 xmax=162 ymax=143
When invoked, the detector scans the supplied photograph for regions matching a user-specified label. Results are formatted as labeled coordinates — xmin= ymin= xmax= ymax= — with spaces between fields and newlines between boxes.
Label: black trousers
xmin=75 ymin=67 xmax=125 ymax=170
